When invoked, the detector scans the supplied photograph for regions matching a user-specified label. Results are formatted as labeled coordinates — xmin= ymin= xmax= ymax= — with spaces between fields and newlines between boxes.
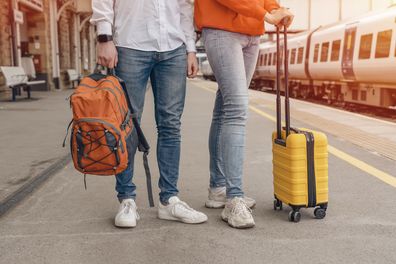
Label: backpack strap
xmin=117 ymin=78 xmax=151 ymax=153
xmin=90 ymin=67 xmax=154 ymax=207
xmin=117 ymin=76 xmax=154 ymax=208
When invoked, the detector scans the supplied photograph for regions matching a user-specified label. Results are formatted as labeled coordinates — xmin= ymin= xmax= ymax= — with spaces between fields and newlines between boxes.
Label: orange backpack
xmin=63 ymin=71 xmax=154 ymax=207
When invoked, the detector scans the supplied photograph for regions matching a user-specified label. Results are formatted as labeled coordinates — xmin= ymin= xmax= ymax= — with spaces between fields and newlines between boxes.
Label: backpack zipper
xmin=74 ymin=84 xmax=127 ymax=122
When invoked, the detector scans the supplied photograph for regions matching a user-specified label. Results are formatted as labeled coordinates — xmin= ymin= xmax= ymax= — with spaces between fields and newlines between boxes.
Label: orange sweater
xmin=194 ymin=0 xmax=280 ymax=36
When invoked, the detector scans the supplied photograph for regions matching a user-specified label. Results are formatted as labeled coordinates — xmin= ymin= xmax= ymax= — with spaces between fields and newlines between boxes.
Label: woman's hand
xmin=265 ymin=7 xmax=294 ymax=28
xmin=187 ymin=52 xmax=199 ymax=79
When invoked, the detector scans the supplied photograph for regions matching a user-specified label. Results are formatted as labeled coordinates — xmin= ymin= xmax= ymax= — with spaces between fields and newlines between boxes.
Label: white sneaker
xmin=158 ymin=196 xmax=208 ymax=224
xmin=205 ymin=187 xmax=256 ymax=209
xmin=115 ymin=199 xmax=140 ymax=228
xmin=221 ymin=197 xmax=255 ymax=229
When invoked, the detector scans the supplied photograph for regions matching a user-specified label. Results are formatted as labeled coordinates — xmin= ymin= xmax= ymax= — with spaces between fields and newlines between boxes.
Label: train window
xmin=268 ymin=53 xmax=272 ymax=66
xmin=313 ymin=44 xmax=320 ymax=63
xmin=359 ymin=34 xmax=373 ymax=60
xmin=331 ymin=40 xmax=341 ymax=61
xmin=264 ymin=54 xmax=268 ymax=66
xmin=290 ymin=49 xmax=297 ymax=64
xmin=320 ymin=42 xmax=330 ymax=62
xmin=297 ymin=47 xmax=304 ymax=64
xmin=375 ymin=30 xmax=392 ymax=58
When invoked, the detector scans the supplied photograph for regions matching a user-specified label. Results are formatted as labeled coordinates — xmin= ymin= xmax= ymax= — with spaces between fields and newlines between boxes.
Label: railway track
xmin=256 ymin=86 xmax=396 ymax=122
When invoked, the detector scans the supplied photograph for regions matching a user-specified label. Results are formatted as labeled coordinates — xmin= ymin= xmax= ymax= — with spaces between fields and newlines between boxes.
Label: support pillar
xmin=49 ymin=0 xmax=60 ymax=89
xmin=11 ymin=0 xmax=21 ymax=66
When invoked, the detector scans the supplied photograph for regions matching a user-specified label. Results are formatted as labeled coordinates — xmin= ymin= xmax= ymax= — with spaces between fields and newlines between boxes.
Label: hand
xmin=187 ymin=52 xmax=199 ymax=79
xmin=97 ymin=41 xmax=118 ymax=69
xmin=265 ymin=7 xmax=294 ymax=28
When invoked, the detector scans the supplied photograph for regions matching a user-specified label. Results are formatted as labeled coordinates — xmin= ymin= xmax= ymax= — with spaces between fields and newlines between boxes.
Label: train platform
xmin=1 ymin=79 xmax=396 ymax=264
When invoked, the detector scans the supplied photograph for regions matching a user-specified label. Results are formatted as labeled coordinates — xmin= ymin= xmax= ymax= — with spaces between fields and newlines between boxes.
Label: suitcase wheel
xmin=314 ymin=207 xmax=326 ymax=219
xmin=273 ymin=199 xmax=283 ymax=211
xmin=288 ymin=210 xmax=301 ymax=223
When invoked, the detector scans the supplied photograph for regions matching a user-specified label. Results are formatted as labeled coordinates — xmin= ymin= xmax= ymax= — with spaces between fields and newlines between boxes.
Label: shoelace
xmin=231 ymin=199 xmax=252 ymax=218
xmin=122 ymin=202 xmax=140 ymax=219
xmin=171 ymin=201 xmax=196 ymax=217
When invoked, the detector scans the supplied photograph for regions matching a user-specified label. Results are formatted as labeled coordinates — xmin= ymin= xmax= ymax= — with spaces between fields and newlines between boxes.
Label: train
xmin=204 ymin=5 xmax=396 ymax=109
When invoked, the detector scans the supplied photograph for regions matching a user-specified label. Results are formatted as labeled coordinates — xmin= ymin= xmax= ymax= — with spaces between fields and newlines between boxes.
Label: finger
xmin=99 ymin=58 xmax=106 ymax=67
xmin=107 ymin=57 xmax=115 ymax=69
xmin=114 ymin=53 xmax=118 ymax=68
xmin=112 ymin=55 xmax=117 ymax=69
xmin=188 ymin=63 xmax=193 ymax=76
xmin=190 ymin=66 xmax=198 ymax=78
xmin=288 ymin=16 xmax=294 ymax=27
xmin=193 ymin=64 xmax=199 ymax=76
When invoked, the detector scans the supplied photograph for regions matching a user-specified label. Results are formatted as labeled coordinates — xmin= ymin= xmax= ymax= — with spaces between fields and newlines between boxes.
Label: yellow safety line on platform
xmin=195 ymin=82 xmax=396 ymax=188
xmin=327 ymin=146 xmax=396 ymax=188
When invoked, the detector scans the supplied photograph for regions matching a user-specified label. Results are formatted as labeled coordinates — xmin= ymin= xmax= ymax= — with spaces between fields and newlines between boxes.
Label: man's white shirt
xmin=91 ymin=0 xmax=196 ymax=53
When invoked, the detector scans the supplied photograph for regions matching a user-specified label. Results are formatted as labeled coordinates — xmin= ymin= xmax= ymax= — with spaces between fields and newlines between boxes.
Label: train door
xmin=342 ymin=25 xmax=357 ymax=81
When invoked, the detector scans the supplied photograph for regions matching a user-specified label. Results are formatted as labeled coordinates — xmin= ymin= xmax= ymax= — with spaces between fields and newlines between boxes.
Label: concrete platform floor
xmin=1 ymin=80 xmax=396 ymax=264
xmin=0 ymin=90 xmax=72 ymax=203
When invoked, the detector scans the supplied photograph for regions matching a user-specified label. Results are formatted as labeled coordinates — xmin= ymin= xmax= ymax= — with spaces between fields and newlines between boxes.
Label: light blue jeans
xmin=203 ymin=28 xmax=260 ymax=199
xmin=115 ymin=44 xmax=187 ymax=204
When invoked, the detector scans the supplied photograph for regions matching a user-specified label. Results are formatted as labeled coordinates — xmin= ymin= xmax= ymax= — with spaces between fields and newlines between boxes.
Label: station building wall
xmin=0 ymin=0 xmax=94 ymax=100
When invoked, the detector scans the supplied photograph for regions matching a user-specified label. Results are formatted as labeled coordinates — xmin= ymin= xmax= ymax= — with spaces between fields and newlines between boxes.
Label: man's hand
xmin=97 ymin=41 xmax=118 ymax=69
xmin=187 ymin=52 xmax=199 ymax=79
xmin=265 ymin=7 xmax=294 ymax=28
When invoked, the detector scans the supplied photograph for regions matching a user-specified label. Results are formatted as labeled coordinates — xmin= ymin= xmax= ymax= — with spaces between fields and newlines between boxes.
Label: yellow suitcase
xmin=272 ymin=27 xmax=329 ymax=222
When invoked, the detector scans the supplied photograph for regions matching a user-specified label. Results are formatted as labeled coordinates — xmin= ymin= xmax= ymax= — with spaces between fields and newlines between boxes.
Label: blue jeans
xmin=115 ymin=45 xmax=187 ymax=204
xmin=203 ymin=28 xmax=260 ymax=199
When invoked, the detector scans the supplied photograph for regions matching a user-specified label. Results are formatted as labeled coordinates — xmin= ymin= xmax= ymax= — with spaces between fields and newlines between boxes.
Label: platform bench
xmin=0 ymin=66 xmax=46 ymax=101
xmin=66 ymin=69 xmax=81 ymax=88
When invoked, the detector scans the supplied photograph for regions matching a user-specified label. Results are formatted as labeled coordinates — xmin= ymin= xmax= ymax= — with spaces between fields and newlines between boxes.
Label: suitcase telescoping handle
xmin=275 ymin=24 xmax=291 ymax=140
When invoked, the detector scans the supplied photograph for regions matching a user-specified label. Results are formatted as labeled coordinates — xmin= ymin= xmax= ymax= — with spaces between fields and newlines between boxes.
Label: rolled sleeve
xmin=96 ymin=21 xmax=113 ymax=35
xmin=90 ymin=0 xmax=114 ymax=35
xmin=186 ymin=38 xmax=197 ymax=53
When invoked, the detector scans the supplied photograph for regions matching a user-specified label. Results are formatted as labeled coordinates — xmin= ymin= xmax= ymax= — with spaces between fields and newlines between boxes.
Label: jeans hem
xmin=160 ymin=193 xmax=179 ymax=205
xmin=209 ymin=183 xmax=226 ymax=189
xmin=226 ymin=194 xmax=244 ymax=200
xmin=117 ymin=195 xmax=136 ymax=203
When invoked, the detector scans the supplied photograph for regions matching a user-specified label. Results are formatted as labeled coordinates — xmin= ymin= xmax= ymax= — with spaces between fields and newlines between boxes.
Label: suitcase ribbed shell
xmin=272 ymin=129 xmax=328 ymax=207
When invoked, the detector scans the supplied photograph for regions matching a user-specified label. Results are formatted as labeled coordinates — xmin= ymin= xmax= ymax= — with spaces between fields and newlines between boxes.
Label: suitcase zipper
xmin=305 ymin=132 xmax=317 ymax=207
xmin=289 ymin=128 xmax=317 ymax=207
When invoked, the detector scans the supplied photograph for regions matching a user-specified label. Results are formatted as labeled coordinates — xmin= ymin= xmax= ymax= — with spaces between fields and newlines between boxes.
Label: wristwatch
xmin=97 ymin=34 xmax=113 ymax=43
